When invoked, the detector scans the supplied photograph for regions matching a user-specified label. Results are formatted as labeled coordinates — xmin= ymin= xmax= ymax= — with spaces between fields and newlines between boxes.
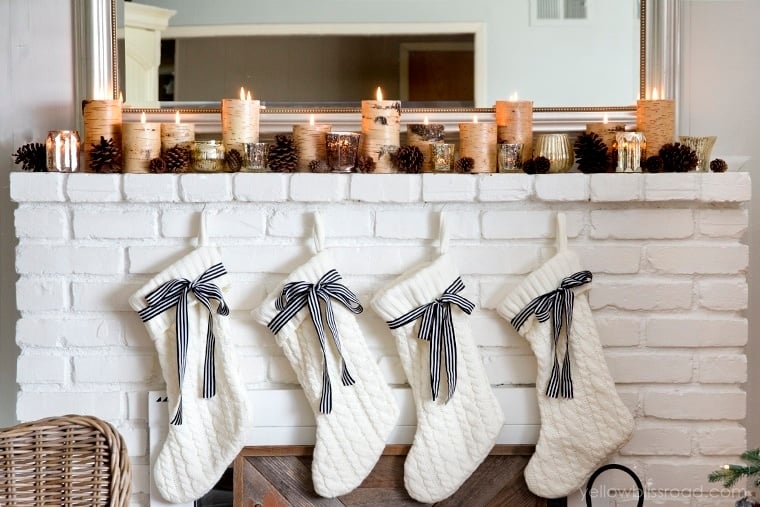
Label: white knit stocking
xmin=496 ymin=213 xmax=634 ymax=499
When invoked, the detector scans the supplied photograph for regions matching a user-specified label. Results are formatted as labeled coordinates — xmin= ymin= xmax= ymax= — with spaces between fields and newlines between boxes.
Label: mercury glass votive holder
xmin=191 ymin=140 xmax=226 ymax=172
xmin=497 ymin=143 xmax=524 ymax=173
xmin=46 ymin=130 xmax=81 ymax=172
xmin=679 ymin=136 xmax=717 ymax=172
xmin=326 ymin=132 xmax=361 ymax=172
xmin=430 ymin=143 xmax=455 ymax=172
xmin=616 ymin=132 xmax=646 ymax=172
xmin=533 ymin=133 xmax=574 ymax=172
xmin=241 ymin=142 xmax=269 ymax=172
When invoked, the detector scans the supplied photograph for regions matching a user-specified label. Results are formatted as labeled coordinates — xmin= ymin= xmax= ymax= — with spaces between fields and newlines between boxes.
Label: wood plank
xmin=235 ymin=457 xmax=292 ymax=507
xmin=238 ymin=444 xmax=535 ymax=458
xmin=435 ymin=455 xmax=529 ymax=507
xmin=251 ymin=455 xmax=345 ymax=507
xmin=340 ymin=488 xmax=430 ymax=507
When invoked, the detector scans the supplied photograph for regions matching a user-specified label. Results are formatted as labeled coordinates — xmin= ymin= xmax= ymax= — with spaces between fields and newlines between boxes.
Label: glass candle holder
xmin=679 ymin=136 xmax=717 ymax=172
xmin=46 ymin=130 xmax=81 ymax=172
xmin=191 ymin=140 xmax=226 ymax=172
xmin=430 ymin=143 xmax=455 ymax=172
xmin=326 ymin=132 xmax=361 ymax=172
xmin=533 ymin=133 xmax=574 ymax=172
xmin=241 ymin=142 xmax=269 ymax=172
xmin=497 ymin=143 xmax=524 ymax=173
xmin=616 ymin=132 xmax=646 ymax=172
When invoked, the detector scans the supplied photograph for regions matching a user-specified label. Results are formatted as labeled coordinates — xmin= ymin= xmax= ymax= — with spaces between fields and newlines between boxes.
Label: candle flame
xmin=309 ymin=114 xmax=315 ymax=126
xmin=424 ymin=116 xmax=429 ymax=125
xmin=651 ymin=87 xmax=660 ymax=100
xmin=376 ymin=86 xmax=383 ymax=101
xmin=509 ymin=92 xmax=519 ymax=101
xmin=246 ymin=90 xmax=252 ymax=101
xmin=240 ymin=87 xmax=246 ymax=101
xmin=140 ymin=112 xmax=146 ymax=124
xmin=175 ymin=111 xmax=181 ymax=124
xmin=603 ymin=113 xmax=609 ymax=124
xmin=473 ymin=115 xmax=478 ymax=124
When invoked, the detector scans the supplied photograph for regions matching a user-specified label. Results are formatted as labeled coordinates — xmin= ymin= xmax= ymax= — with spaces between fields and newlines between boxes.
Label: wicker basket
xmin=0 ymin=415 xmax=132 ymax=506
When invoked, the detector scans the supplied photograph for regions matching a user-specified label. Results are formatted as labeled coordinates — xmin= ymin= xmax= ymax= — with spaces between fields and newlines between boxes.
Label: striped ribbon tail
xmin=138 ymin=262 xmax=229 ymax=425
xmin=510 ymin=270 xmax=592 ymax=400
xmin=267 ymin=269 xmax=363 ymax=415
xmin=387 ymin=277 xmax=474 ymax=403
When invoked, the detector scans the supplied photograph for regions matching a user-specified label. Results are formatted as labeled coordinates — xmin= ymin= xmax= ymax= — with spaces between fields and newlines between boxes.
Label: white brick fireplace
xmin=11 ymin=171 xmax=751 ymax=505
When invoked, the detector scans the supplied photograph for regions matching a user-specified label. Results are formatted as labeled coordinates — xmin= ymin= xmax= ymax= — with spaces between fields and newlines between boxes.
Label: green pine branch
xmin=708 ymin=448 xmax=760 ymax=489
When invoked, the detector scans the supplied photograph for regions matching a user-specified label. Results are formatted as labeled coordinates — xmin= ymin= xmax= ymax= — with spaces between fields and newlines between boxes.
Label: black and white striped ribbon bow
xmin=387 ymin=277 xmax=474 ymax=403
xmin=138 ymin=263 xmax=229 ymax=425
xmin=268 ymin=269 xmax=362 ymax=415
xmin=510 ymin=270 xmax=593 ymax=399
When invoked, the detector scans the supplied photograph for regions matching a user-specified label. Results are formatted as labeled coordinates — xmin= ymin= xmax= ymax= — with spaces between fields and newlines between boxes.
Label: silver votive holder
xmin=326 ymin=132 xmax=361 ymax=172
xmin=533 ymin=133 xmax=574 ymax=172
xmin=616 ymin=132 xmax=646 ymax=172
xmin=497 ymin=143 xmax=524 ymax=173
xmin=241 ymin=142 xmax=269 ymax=172
xmin=430 ymin=143 xmax=455 ymax=172
xmin=679 ymin=136 xmax=717 ymax=172
xmin=46 ymin=130 xmax=81 ymax=172
xmin=191 ymin=140 xmax=226 ymax=172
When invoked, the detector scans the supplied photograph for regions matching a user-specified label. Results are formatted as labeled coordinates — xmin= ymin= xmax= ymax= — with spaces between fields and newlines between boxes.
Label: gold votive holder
xmin=192 ymin=140 xmax=226 ymax=172
xmin=326 ymin=132 xmax=361 ymax=172
xmin=241 ymin=142 xmax=269 ymax=172
xmin=430 ymin=143 xmax=455 ymax=172
xmin=615 ymin=132 xmax=646 ymax=173
xmin=497 ymin=143 xmax=524 ymax=173
xmin=533 ymin=133 xmax=574 ymax=173
xmin=46 ymin=130 xmax=81 ymax=172
xmin=679 ymin=136 xmax=717 ymax=172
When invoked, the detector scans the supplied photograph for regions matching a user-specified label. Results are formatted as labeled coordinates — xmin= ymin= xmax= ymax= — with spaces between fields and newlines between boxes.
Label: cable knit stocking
xmin=496 ymin=213 xmax=634 ymax=499
xmin=129 ymin=246 xmax=249 ymax=503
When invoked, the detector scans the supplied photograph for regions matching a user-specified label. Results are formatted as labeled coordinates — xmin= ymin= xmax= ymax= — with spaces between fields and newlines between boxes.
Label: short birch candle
xmin=495 ymin=93 xmax=533 ymax=162
xmin=360 ymin=86 xmax=401 ymax=173
xmin=585 ymin=113 xmax=626 ymax=152
xmin=293 ymin=114 xmax=332 ymax=172
xmin=161 ymin=111 xmax=195 ymax=153
xmin=82 ymin=98 xmax=122 ymax=172
xmin=459 ymin=115 xmax=497 ymax=173
xmin=637 ymin=87 xmax=675 ymax=158
xmin=221 ymin=87 xmax=261 ymax=154
xmin=407 ymin=117 xmax=445 ymax=172
xmin=122 ymin=112 xmax=161 ymax=173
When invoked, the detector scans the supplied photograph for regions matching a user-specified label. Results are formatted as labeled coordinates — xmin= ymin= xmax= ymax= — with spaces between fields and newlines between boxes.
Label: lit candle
xmin=221 ymin=86 xmax=261 ymax=154
xmin=161 ymin=111 xmax=195 ymax=153
xmin=495 ymin=92 xmax=533 ymax=162
xmin=585 ymin=112 xmax=627 ymax=154
xmin=82 ymin=97 xmax=122 ymax=172
xmin=407 ymin=115 xmax=445 ymax=173
xmin=636 ymin=87 xmax=675 ymax=158
xmin=615 ymin=131 xmax=646 ymax=172
xmin=293 ymin=113 xmax=332 ymax=172
xmin=122 ymin=111 xmax=161 ymax=173
xmin=458 ymin=114 xmax=497 ymax=173
xmin=360 ymin=86 xmax=401 ymax=173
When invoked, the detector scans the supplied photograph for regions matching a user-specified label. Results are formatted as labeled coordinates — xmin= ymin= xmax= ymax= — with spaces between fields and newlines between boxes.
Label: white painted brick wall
xmin=9 ymin=172 xmax=750 ymax=503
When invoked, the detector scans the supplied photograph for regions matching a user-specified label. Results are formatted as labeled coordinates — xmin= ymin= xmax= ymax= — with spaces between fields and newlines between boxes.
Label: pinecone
xmin=710 ymin=158 xmax=728 ymax=173
xmin=224 ymin=148 xmax=243 ymax=172
xmin=393 ymin=145 xmax=424 ymax=173
xmin=268 ymin=134 xmax=297 ymax=172
xmin=164 ymin=145 xmax=191 ymax=173
xmin=659 ymin=142 xmax=698 ymax=173
xmin=89 ymin=136 xmax=122 ymax=173
xmin=13 ymin=142 xmax=46 ymax=172
xmin=149 ymin=157 xmax=167 ymax=174
xmin=308 ymin=159 xmax=330 ymax=173
xmin=574 ymin=132 xmax=610 ymax=173
xmin=523 ymin=156 xmax=551 ymax=174
xmin=455 ymin=157 xmax=475 ymax=173
xmin=356 ymin=155 xmax=376 ymax=173
xmin=642 ymin=155 xmax=664 ymax=173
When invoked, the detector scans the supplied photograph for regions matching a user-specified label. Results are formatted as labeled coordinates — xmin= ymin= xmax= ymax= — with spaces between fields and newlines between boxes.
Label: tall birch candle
xmin=293 ymin=114 xmax=332 ymax=172
xmin=161 ymin=111 xmax=195 ymax=153
xmin=459 ymin=115 xmax=497 ymax=173
xmin=123 ymin=112 xmax=161 ymax=173
xmin=636 ymin=87 xmax=675 ymax=158
xmin=585 ymin=113 xmax=626 ymax=152
xmin=407 ymin=117 xmax=445 ymax=173
xmin=360 ymin=86 xmax=401 ymax=173
xmin=495 ymin=93 xmax=533 ymax=162
xmin=222 ymin=87 xmax=261 ymax=154
xmin=82 ymin=99 xmax=122 ymax=172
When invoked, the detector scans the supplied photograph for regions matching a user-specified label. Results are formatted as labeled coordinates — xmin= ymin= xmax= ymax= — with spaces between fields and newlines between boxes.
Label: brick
xmin=16 ymin=246 xmax=123 ymax=275
xmin=562 ymin=245 xmax=641 ymax=274
xmin=589 ymin=173 xmax=643 ymax=202
xmin=375 ymin=209 xmax=480 ymax=239
xmin=71 ymin=281 xmax=142 ymax=311
xmin=10 ymin=172 xmax=65 ymax=202
xmin=17 ymin=355 xmax=67 ymax=383
xmin=589 ymin=280 xmax=692 ymax=311
xmin=224 ymin=281 xmax=269 ymax=311
xmin=644 ymin=390 xmax=745 ymax=420
xmin=646 ymin=245 xmax=748 ymax=274
xmin=127 ymin=245 xmax=189 ymax=274
xmin=332 ymin=246 xmax=431 ymax=276
xmin=616 ymin=389 xmax=641 ymax=416
xmin=17 ymin=318 xmax=125 ymax=347
xmin=698 ymin=279 xmax=748 ymax=311
xmin=422 ymin=173 xmax=477 ymax=202
xmin=697 ymin=426 xmax=747 ymax=455
xmin=450 ymin=246 xmax=539 ymax=275
xmin=700 ymin=172 xmax=751 ymax=202
xmin=477 ymin=174 xmax=533 ymax=201
xmin=290 ymin=173 xmax=349 ymax=202
xmin=482 ymin=353 xmax=537 ymax=385
xmin=74 ymin=354 xmax=154 ymax=383
xmin=350 ymin=174 xmax=422 ymax=202
xmin=646 ymin=317 xmax=747 ymax=348
xmin=646 ymin=463 xmax=726 ymax=490
xmin=237 ymin=354 xmax=268 ymax=384
xmin=116 ymin=424 xmax=148 ymax=458
xmin=534 ymin=174 xmax=589 ymax=201
xmin=66 ymin=173 xmax=121 ymax=202
xmin=229 ymin=313 xmax=275 ymax=349
xmin=470 ymin=312 xmax=526 ymax=348
xmin=482 ymin=211 xmax=583 ymax=239
xmin=179 ymin=174 xmax=233 ymax=202
xmin=619 ymin=427 xmax=691 ymax=456
xmin=73 ymin=209 xmax=156 ymax=239
xmin=234 ymin=173 xmax=289 ymax=201
xmin=124 ymin=174 xmax=179 ymax=202
xmin=697 ymin=354 xmax=746 ymax=383
xmin=126 ymin=391 xmax=148 ymax=421
xmin=478 ymin=278 xmax=520 ymax=310
xmin=17 ymin=391 xmax=122 ymax=421
xmin=15 ymin=207 xmax=67 ymax=239
xmin=221 ymin=245 xmax=308 ymax=274
xmin=378 ymin=356 xmax=407 ymax=384
xmin=606 ymin=353 xmax=692 ymax=383
xmin=270 ymin=207 xmax=372 ymax=237
xmin=595 ymin=316 xmax=641 ymax=347
xmin=268 ymin=356 xmax=298 ymax=384
xmin=122 ymin=313 xmax=153 ymax=348
xmin=697 ymin=209 xmax=748 ymax=238
xmin=16 ymin=278 xmax=66 ymax=311
xmin=591 ymin=209 xmax=694 ymax=239
xmin=131 ymin=464 xmax=150 ymax=492
xmin=644 ymin=173 xmax=699 ymax=201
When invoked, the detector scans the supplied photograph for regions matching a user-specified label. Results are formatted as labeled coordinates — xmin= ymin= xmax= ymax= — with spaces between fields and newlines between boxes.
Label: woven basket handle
xmin=584 ymin=464 xmax=644 ymax=507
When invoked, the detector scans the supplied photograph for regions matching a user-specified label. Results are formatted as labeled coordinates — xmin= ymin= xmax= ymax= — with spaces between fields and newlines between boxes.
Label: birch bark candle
xmin=495 ymin=93 xmax=533 ymax=162
xmin=636 ymin=87 xmax=675 ymax=158
xmin=293 ymin=115 xmax=332 ymax=172
xmin=122 ymin=112 xmax=161 ymax=173
xmin=161 ymin=111 xmax=195 ymax=153
xmin=407 ymin=117 xmax=445 ymax=172
xmin=222 ymin=87 xmax=260 ymax=154
xmin=585 ymin=113 xmax=626 ymax=152
xmin=82 ymin=99 xmax=122 ymax=172
xmin=360 ymin=87 xmax=401 ymax=173
xmin=459 ymin=115 xmax=497 ymax=173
